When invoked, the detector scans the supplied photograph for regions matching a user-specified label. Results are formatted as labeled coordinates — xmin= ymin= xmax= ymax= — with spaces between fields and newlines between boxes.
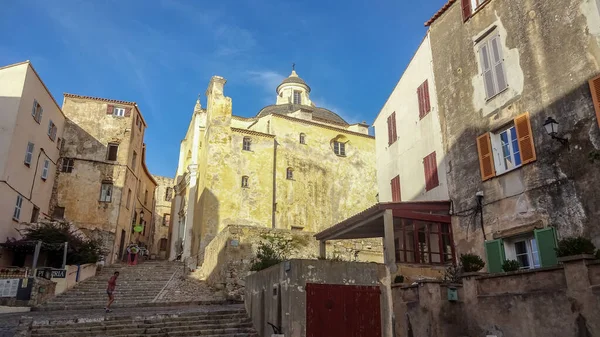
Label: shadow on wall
xmin=192 ymin=187 xmax=219 ymax=267
xmin=443 ymin=81 xmax=600 ymax=258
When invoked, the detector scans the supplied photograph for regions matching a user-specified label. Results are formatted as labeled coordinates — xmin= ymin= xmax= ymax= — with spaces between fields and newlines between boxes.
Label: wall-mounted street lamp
xmin=543 ymin=117 xmax=569 ymax=148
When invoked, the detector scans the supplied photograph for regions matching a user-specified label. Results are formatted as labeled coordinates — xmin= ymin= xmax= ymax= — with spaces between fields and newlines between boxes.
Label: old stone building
xmin=52 ymin=94 xmax=157 ymax=264
xmin=170 ymin=70 xmax=377 ymax=262
xmin=0 ymin=61 xmax=66 ymax=266
xmin=151 ymin=175 xmax=174 ymax=259
xmin=426 ymin=0 xmax=600 ymax=272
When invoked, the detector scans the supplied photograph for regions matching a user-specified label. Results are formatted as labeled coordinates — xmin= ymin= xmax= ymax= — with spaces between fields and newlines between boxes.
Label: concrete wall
xmin=428 ymin=0 xmax=600 ymax=256
xmin=53 ymin=263 xmax=97 ymax=295
xmin=55 ymin=95 xmax=154 ymax=264
xmin=245 ymin=259 xmax=391 ymax=337
xmin=374 ymin=34 xmax=449 ymax=202
xmin=0 ymin=62 xmax=65 ymax=266
xmin=393 ymin=258 xmax=600 ymax=336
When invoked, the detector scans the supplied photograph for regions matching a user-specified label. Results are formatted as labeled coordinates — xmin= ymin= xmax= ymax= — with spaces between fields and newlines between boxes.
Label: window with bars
xmin=61 ymin=158 xmax=74 ymax=173
xmin=333 ymin=141 xmax=346 ymax=156
xmin=394 ymin=220 xmax=455 ymax=265
xmin=243 ymin=137 xmax=252 ymax=151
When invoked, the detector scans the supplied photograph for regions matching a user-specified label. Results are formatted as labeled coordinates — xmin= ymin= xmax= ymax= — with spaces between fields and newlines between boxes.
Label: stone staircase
xmin=27 ymin=307 xmax=258 ymax=337
xmin=36 ymin=261 xmax=182 ymax=311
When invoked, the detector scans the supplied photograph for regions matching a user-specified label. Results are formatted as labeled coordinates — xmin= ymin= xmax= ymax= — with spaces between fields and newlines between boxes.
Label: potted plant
xmin=460 ymin=253 xmax=485 ymax=275
xmin=555 ymin=236 xmax=596 ymax=262
xmin=502 ymin=259 xmax=521 ymax=272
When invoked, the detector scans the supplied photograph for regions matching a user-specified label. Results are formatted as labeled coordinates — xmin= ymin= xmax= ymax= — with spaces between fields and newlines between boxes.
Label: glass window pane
xmin=430 ymin=233 xmax=440 ymax=254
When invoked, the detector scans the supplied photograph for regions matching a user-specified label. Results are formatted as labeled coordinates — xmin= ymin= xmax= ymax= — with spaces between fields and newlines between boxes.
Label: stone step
xmin=32 ymin=320 xmax=253 ymax=335
xmin=34 ymin=300 xmax=233 ymax=311
xmin=32 ymin=327 xmax=256 ymax=337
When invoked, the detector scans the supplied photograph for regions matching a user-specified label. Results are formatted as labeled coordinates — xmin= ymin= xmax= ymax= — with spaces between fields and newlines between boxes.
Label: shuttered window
xmin=423 ymin=152 xmax=439 ymax=191
xmin=461 ymin=0 xmax=472 ymax=21
xmin=534 ymin=227 xmax=558 ymax=268
xmin=478 ymin=32 xmax=507 ymax=100
xmin=477 ymin=113 xmax=536 ymax=181
xmin=417 ymin=80 xmax=431 ymax=119
xmin=390 ymin=175 xmax=401 ymax=202
xmin=588 ymin=74 xmax=600 ymax=129
xmin=387 ymin=112 xmax=397 ymax=145
xmin=484 ymin=239 xmax=506 ymax=273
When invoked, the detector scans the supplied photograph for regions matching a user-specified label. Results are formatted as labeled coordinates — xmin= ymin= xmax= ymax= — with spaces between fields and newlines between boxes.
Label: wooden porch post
xmin=383 ymin=209 xmax=397 ymax=273
xmin=319 ymin=240 xmax=327 ymax=259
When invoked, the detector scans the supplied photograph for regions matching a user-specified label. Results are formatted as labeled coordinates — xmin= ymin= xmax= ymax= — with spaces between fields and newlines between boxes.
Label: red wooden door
xmin=306 ymin=283 xmax=382 ymax=337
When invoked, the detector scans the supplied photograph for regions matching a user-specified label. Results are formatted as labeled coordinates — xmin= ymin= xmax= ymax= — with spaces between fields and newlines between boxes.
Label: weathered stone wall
xmin=199 ymin=225 xmax=383 ymax=300
xmin=245 ymin=259 xmax=392 ymax=337
xmin=152 ymin=175 xmax=174 ymax=258
xmin=393 ymin=259 xmax=600 ymax=337
xmin=429 ymin=0 xmax=600 ymax=256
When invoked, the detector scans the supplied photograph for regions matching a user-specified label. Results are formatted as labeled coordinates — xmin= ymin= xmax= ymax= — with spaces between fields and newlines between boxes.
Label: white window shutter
xmin=490 ymin=35 xmax=508 ymax=92
xmin=479 ymin=43 xmax=496 ymax=99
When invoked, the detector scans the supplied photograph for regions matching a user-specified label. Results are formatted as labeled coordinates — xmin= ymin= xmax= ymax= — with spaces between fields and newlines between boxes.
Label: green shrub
xmin=555 ymin=236 xmax=596 ymax=257
xmin=460 ymin=253 xmax=485 ymax=272
xmin=250 ymin=241 xmax=283 ymax=271
xmin=394 ymin=275 xmax=404 ymax=284
xmin=250 ymin=233 xmax=304 ymax=272
xmin=502 ymin=259 xmax=521 ymax=272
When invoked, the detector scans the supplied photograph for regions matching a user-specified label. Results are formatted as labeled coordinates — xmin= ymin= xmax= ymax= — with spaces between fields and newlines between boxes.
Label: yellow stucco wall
xmin=152 ymin=175 xmax=174 ymax=258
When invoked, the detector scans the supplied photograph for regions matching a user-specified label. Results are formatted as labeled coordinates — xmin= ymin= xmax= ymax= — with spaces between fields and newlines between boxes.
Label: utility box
xmin=447 ymin=287 xmax=458 ymax=302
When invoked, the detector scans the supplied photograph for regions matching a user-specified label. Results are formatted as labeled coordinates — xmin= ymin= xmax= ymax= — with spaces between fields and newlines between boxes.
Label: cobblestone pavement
xmin=0 ymin=303 xmax=244 ymax=337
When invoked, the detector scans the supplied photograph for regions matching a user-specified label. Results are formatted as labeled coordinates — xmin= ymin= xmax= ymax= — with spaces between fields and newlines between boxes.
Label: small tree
xmin=502 ymin=259 xmax=521 ymax=272
xmin=460 ymin=253 xmax=485 ymax=272
xmin=555 ymin=236 xmax=596 ymax=257
xmin=250 ymin=233 xmax=303 ymax=271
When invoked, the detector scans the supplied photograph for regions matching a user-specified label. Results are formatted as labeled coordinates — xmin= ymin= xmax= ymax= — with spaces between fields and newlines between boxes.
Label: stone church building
xmin=170 ymin=70 xmax=377 ymax=262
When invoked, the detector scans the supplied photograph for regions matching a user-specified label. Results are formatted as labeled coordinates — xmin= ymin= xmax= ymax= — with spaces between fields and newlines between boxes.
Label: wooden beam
xmin=392 ymin=210 xmax=451 ymax=223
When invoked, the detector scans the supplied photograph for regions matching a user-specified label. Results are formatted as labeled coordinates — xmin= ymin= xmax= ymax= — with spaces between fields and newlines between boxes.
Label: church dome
xmin=276 ymin=70 xmax=311 ymax=93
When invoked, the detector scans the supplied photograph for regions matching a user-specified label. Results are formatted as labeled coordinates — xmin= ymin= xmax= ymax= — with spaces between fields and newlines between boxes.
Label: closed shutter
xmin=423 ymin=152 xmax=439 ymax=191
xmin=391 ymin=112 xmax=397 ymax=142
xmin=106 ymin=104 xmax=114 ymax=115
xmin=484 ymin=239 xmax=505 ymax=273
xmin=125 ymin=107 xmax=132 ymax=117
xmin=387 ymin=115 xmax=393 ymax=145
xmin=423 ymin=80 xmax=431 ymax=116
xmin=514 ymin=112 xmax=536 ymax=164
xmin=461 ymin=0 xmax=472 ymax=21
xmin=476 ymin=133 xmax=496 ymax=181
xmin=489 ymin=34 xmax=507 ymax=93
xmin=534 ymin=227 xmax=558 ymax=268
xmin=588 ymin=74 xmax=600 ymax=129
xmin=391 ymin=176 xmax=401 ymax=202
xmin=32 ymin=100 xmax=37 ymax=117
xmin=479 ymin=43 xmax=496 ymax=99
xmin=417 ymin=85 xmax=424 ymax=119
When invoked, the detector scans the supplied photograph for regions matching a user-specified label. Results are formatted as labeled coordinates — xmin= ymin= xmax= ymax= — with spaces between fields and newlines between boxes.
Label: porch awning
xmin=315 ymin=201 xmax=451 ymax=241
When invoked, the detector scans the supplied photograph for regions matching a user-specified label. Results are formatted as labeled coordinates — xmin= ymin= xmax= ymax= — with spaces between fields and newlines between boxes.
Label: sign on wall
xmin=0 ymin=279 xmax=19 ymax=297
xmin=35 ymin=269 xmax=67 ymax=279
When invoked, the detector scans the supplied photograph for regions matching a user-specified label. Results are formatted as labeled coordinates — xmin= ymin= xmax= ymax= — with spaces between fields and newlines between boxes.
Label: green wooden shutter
xmin=484 ymin=239 xmax=505 ymax=273
xmin=534 ymin=227 xmax=558 ymax=267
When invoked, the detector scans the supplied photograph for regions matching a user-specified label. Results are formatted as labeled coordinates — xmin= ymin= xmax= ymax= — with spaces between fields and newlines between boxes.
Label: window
xmin=293 ymin=90 xmax=302 ymax=105
xmin=132 ymin=151 xmax=137 ymax=170
xmin=31 ymin=206 xmax=40 ymax=223
xmin=136 ymin=115 xmax=142 ymax=131
xmin=113 ymin=107 xmax=125 ymax=117
xmin=159 ymin=238 xmax=168 ymax=251
xmin=477 ymin=113 xmax=536 ymax=181
xmin=41 ymin=159 xmax=50 ymax=180
xmin=100 ymin=182 xmax=113 ymax=202
xmin=163 ymin=214 xmax=171 ymax=226
xmin=107 ymin=143 xmax=119 ymax=161
xmin=423 ymin=152 xmax=439 ymax=191
xmin=387 ymin=112 xmax=397 ymax=145
xmin=125 ymin=188 xmax=132 ymax=209
xmin=478 ymin=32 xmax=507 ymax=100
xmin=47 ymin=120 xmax=57 ymax=141
xmin=61 ymin=158 xmax=74 ymax=173
xmin=286 ymin=168 xmax=294 ymax=180
xmin=32 ymin=100 xmax=43 ymax=123
xmin=243 ymin=137 xmax=252 ymax=151
xmin=165 ymin=187 xmax=172 ymax=201
xmin=484 ymin=228 xmax=558 ymax=273
xmin=390 ymin=176 xmax=401 ymax=202
xmin=13 ymin=195 xmax=24 ymax=221
xmin=24 ymin=142 xmax=34 ymax=166
xmin=461 ymin=0 xmax=486 ymax=21
xmin=395 ymin=221 xmax=455 ymax=265
xmin=144 ymin=190 xmax=148 ymax=205
xmin=53 ymin=206 xmax=65 ymax=220
xmin=417 ymin=80 xmax=431 ymax=119
xmin=333 ymin=141 xmax=346 ymax=156
xmin=241 ymin=176 xmax=249 ymax=188
xmin=299 ymin=133 xmax=306 ymax=144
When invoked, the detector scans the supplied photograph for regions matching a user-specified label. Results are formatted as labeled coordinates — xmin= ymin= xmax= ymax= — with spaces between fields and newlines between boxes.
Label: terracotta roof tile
xmin=63 ymin=93 xmax=137 ymax=106
xmin=425 ymin=0 xmax=457 ymax=27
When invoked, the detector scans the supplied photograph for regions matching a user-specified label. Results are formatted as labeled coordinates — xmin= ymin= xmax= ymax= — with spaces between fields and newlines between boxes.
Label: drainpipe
xmin=272 ymin=139 xmax=278 ymax=229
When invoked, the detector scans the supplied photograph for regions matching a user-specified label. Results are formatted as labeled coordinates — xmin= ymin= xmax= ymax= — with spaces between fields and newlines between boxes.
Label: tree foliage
xmin=250 ymin=233 xmax=305 ymax=272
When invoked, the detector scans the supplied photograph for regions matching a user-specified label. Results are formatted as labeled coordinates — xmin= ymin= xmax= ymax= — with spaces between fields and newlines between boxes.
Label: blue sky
xmin=0 ymin=0 xmax=447 ymax=178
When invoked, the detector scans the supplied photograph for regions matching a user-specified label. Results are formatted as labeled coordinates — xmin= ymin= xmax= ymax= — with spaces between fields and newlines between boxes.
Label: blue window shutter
xmin=484 ymin=239 xmax=505 ymax=273
xmin=534 ymin=227 xmax=558 ymax=268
